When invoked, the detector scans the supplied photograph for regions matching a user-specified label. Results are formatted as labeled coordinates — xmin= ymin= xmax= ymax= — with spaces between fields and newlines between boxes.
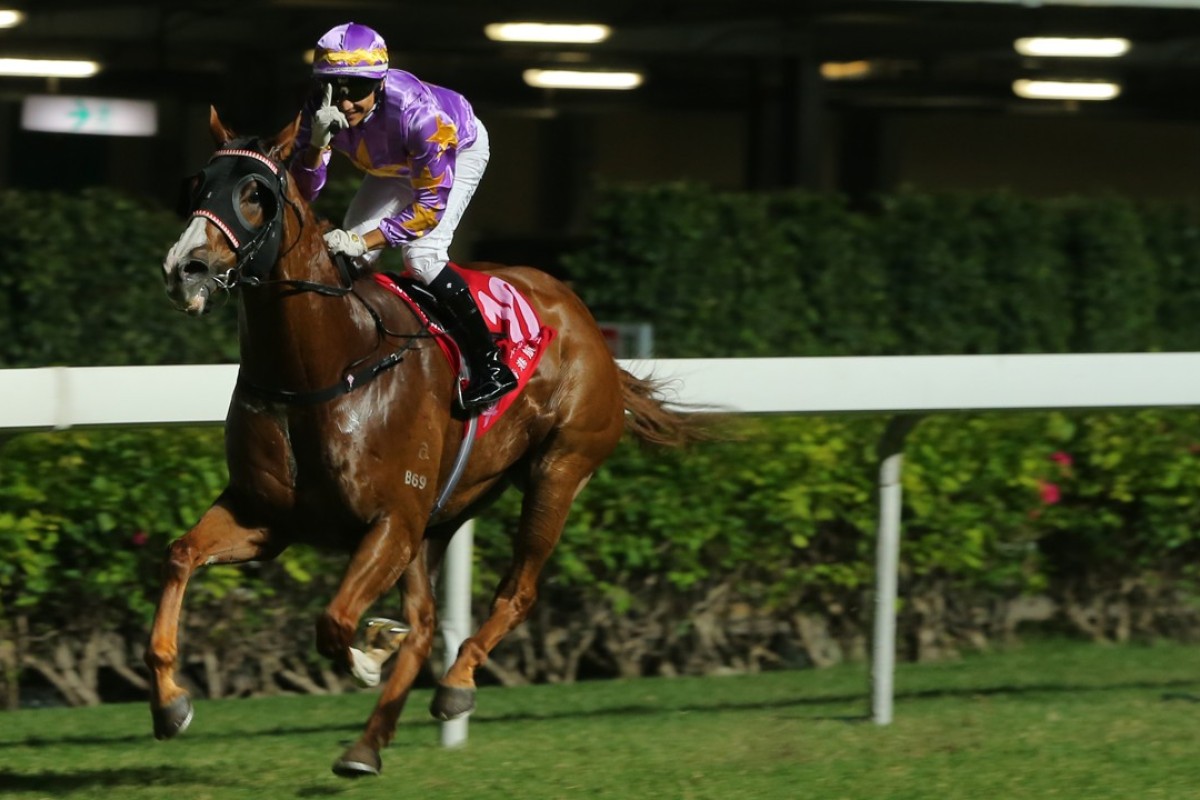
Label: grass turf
xmin=1 ymin=640 xmax=1198 ymax=799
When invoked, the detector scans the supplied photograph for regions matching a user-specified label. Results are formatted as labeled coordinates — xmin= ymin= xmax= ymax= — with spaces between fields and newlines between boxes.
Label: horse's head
xmin=163 ymin=108 xmax=301 ymax=315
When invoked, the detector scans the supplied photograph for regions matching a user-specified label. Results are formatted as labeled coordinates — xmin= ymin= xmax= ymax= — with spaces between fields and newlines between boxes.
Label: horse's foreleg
xmin=431 ymin=458 xmax=593 ymax=720
xmin=144 ymin=497 xmax=279 ymax=739
xmin=333 ymin=543 xmax=437 ymax=778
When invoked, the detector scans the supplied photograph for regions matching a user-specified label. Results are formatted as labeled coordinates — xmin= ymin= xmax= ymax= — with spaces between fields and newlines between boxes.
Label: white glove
xmin=324 ymin=228 xmax=369 ymax=258
xmin=309 ymin=83 xmax=347 ymax=150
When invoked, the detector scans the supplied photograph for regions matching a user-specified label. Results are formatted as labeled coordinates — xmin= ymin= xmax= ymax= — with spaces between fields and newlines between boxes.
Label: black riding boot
xmin=428 ymin=266 xmax=519 ymax=410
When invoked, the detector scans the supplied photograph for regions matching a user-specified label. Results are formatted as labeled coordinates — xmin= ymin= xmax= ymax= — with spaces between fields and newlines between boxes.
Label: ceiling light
xmin=487 ymin=23 xmax=611 ymax=44
xmin=821 ymin=60 xmax=872 ymax=80
xmin=523 ymin=69 xmax=642 ymax=90
xmin=1012 ymin=79 xmax=1121 ymax=101
xmin=1014 ymin=37 xmax=1130 ymax=58
xmin=0 ymin=58 xmax=101 ymax=78
xmin=0 ymin=9 xmax=25 ymax=28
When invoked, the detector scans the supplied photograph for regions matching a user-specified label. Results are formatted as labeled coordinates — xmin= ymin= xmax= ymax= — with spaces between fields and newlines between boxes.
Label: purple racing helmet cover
xmin=312 ymin=22 xmax=388 ymax=79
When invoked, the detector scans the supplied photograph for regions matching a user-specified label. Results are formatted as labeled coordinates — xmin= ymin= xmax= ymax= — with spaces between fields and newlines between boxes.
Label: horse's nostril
xmin=181 ymin=259 xmax=209 ymax=279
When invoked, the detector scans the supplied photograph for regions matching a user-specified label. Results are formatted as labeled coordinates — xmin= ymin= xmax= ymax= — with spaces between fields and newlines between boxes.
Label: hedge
xmin=562 ymin=185 xmax=1200 ymax=356
xmin=3 ymin=183 xmax=1200 ymax=706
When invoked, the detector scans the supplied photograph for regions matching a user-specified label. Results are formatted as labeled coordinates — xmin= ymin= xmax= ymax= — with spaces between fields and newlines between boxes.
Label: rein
xmin=235 ymin=282 xmax=432 ymax=406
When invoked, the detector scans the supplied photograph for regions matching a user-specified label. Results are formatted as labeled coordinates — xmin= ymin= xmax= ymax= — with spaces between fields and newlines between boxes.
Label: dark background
xmin=4 ymin=0 xmax=1200 ymax=264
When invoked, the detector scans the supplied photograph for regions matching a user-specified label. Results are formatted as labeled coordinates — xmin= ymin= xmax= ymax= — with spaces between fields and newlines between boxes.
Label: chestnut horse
xmin=152 ymin=109 xmax=698 ymax=777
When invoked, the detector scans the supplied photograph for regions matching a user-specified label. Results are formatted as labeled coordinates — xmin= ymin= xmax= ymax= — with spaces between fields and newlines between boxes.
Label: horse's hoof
xmin=332 ymin=742 xmax=381 ymax=778
xmin=152 ymin=695 xmax=194 ymax=740
xmin=430 ymin=684 xmax=476 ymax=721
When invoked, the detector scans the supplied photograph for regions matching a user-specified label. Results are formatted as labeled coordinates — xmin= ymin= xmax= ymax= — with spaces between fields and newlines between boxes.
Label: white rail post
xmin=440 ymin=519 xmax=474 ymax=748
xmin=871 ymin=414 xmax=922 ymax=726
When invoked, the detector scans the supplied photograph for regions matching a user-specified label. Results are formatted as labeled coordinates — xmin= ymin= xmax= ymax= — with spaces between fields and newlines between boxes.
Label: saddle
xmin=372 ymin=266 xmax=556 ymax=437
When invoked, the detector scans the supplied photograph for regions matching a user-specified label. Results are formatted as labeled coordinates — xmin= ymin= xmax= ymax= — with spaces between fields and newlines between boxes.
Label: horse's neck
xmin=237 ymin=217 xmax=373 ymax=389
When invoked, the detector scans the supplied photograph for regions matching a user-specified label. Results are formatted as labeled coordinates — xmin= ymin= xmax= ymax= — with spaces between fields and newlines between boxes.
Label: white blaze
xmin=163 ymin=217 xmax=209 ymax=278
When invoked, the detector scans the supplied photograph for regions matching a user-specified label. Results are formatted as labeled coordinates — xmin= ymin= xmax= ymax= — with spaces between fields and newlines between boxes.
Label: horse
xmin=152 ymin=108 xmax=701 ymax=777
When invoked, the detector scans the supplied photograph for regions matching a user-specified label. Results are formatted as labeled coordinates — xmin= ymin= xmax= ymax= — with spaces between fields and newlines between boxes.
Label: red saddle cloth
xmin=372 ymin=265 xmax=556 ymax=436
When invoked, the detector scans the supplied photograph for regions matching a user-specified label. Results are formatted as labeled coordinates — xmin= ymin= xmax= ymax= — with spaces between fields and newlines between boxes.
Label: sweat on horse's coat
xmin=152 ymin=107 xmax=705 ymax=778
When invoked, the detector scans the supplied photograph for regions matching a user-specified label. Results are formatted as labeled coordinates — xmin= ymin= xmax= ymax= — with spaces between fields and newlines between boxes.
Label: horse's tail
xmin=617 ymin=367 xmax=716 ymax=448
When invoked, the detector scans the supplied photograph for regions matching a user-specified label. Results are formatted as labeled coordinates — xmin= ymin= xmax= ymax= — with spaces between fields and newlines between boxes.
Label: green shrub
xmin=0 ymin=188 xmax=237 ymax=367
xmin=6 ymin=183 xmax=1200 ymax=700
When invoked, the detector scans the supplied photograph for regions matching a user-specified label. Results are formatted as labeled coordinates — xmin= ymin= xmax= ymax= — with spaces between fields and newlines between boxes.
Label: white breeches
xmin=343 ymin=120 xmax=490 ymax=284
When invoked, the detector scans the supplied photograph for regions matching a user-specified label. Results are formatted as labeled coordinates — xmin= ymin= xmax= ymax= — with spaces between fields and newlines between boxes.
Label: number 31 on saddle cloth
xmin=373 ymin=265 xmax=557 ymax=436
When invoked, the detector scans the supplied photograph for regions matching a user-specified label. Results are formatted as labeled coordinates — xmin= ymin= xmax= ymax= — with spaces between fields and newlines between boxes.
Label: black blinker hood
xmin=186 ymin=137 xmax=286 ymax=282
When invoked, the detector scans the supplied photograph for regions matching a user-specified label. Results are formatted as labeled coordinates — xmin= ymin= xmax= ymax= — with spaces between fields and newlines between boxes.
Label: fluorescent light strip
xmin=487 ymin=22 xmax=611 ymax=44
xmin=0 ymin=9 xmax=25 ymax=28
xmin=1015 ymin=37 xmax=1130 ymax=58
xmin=1012 ymin=79 xmax=1121 ymax=101
xmin=523 ymin=68 xmax=642 ymax=90
xmin=0 ymin=58 xmax=101 ymax=78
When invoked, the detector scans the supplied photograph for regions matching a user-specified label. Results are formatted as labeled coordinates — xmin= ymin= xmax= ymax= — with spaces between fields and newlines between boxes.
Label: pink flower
xmin=131 ymin=531 xmax=149 ymax=547
xmin=1050 ymin=451 xmax=1073 ymax=467
xmin=1038 ymin=481 xmax=1061 ymax=505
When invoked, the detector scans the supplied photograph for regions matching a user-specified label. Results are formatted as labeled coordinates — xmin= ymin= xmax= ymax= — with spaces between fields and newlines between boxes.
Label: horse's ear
xmin=209 ymin=106 xmax=236 ymax=146
xmin=269 ymin=113 xmax=303 ymax=161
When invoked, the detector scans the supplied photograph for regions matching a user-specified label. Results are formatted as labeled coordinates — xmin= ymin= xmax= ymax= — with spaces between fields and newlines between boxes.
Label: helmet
xmin=312 ymin=22 xmax=388 ymax=79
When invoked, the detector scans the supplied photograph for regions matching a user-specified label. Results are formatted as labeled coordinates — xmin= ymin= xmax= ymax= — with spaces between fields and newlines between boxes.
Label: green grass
xmin=1 ymin=640 xmax=1199 ymax=799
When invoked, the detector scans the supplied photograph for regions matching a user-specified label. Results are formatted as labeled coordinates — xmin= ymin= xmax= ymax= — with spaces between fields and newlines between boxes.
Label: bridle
xmin=180 ymin=138 xmax=299 ymax=288
xmin=179 ymin=137 xmax=360 ymax=298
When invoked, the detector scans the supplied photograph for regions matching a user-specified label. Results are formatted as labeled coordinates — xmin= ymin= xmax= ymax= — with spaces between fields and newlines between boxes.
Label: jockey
xmin=290 ymin=21 xmax=517 ymax=411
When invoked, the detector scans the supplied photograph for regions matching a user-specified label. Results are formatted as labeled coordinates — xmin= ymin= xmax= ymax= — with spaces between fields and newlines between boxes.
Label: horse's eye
xmin=247 ymin=189 xmax=262 ymax=205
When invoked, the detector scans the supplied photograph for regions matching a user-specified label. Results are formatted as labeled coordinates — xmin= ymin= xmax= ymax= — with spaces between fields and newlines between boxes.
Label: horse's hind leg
xmin=144 ymin=495 xmax=282 ymax=739
xmin=431 ymin=452 xmax=595 ymax=720
xmin=314 ymin=513 xmax=422 ymax=674
xmin=332 ymin=540 xmax=439 ymax=777
xmin=316 ymin=513 xmax=431 ymax=776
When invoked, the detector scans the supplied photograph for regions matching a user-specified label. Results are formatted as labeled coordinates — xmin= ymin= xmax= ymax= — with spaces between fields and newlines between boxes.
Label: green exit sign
xmin=21 ymin=95 xmax=157 ymax=137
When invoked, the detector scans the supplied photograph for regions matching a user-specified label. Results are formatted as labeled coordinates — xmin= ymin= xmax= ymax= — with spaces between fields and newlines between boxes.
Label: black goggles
xmin=315 ymin=76 xmax=381 ymax=103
